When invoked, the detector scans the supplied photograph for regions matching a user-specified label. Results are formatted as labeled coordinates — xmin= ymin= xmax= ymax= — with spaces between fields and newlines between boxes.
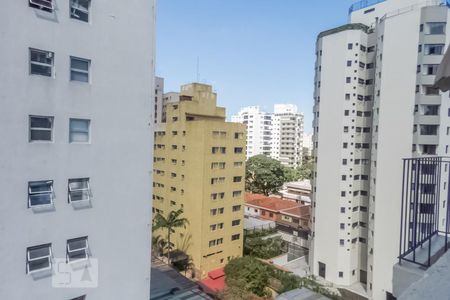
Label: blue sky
xmin=156 ymin=0 xmax=357 ymax=133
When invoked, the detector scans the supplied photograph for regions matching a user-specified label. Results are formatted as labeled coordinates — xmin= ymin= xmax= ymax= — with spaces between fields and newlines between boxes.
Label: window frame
xmin=66 ymin=237 xmax=89 ymax=263
xmin=70 ymin=0 xmax=90 ymax=22
xmin=26 ymin=243 xmax=52 ymax=274
xmin=68 ymin=178 xmax=91 ymax=203
xmin=29 ymin=48 xmax=54 ymax=77
xmin=69 ymin=118 xmax=91 ymax=143
xmin=28 ymin=180 xmax=54 ymax=208
xmin=29 ymin=115 xmax=54 ymax=142
xmin=70 ymin=56 xmax=91 ymax=83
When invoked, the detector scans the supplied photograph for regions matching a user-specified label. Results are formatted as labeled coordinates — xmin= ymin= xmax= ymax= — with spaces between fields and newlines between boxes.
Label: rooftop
xmin=245 ymin=193 xmax=300 ymax=212
xmin=280 ymin=206 xmax=310 ymax=219
xmin=348 ymin=0 xmax=386 ymax=14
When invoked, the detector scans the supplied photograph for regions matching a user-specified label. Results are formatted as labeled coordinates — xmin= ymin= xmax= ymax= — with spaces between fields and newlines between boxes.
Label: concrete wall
xmin=0 ymin=1 xmax=155 ymax=299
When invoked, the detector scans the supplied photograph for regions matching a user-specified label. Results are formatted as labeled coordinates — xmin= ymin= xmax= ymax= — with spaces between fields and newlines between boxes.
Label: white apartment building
xmin=310 ymin=1 xmax=450 ymax=299
xmin=232 ymin=105 xmax=304 ymax=167
xmin=155 ymin=77 xmax=164 ymax=124
xmin=271 ymin=104 xmax=304 ymax=167
xmin=0 ymin=1 xmax=155 ymax=299
xmin=231 ymin=106 xmax=273 ymax=158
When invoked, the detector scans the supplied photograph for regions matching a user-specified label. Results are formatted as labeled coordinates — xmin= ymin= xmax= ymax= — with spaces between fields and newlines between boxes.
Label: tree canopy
xmin=224 ymin=256 xmax=271 ymax=297
xmin=245 ymin=155 xmax=287 ymax=195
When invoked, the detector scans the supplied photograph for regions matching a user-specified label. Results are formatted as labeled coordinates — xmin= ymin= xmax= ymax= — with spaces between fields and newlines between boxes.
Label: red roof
xmin=244 ymin=192 xmax=266 ymax=201
xmin=199 ymin=267 xmax=226 ymax=293
xmin=245 ymin=193 xmax=300 ymax=212
xmin=280 ymin=205 xmax=311 ymax=218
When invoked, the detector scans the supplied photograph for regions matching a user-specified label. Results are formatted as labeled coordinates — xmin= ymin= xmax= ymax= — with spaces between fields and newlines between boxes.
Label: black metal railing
xmin=399 ymin=157 xmax=450 ymax=267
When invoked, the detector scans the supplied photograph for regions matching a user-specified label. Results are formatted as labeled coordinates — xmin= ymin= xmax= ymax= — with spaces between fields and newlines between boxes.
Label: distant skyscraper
xmin=231 ymin=106 xmax=273 ymax=158
xmin=310 ymin=0 xmax=450 ymax=299
xmin=0 ymin=1 xmax=155 ymax=299
xmin=232 ymin=104 xmax=304 ymax=167
xmin=271 ymin=104 xmax=304 ymax=167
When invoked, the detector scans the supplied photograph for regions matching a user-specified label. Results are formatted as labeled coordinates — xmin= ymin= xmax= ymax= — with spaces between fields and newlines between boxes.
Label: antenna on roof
xmin=196 ymin=56 xmax=200 ymax=83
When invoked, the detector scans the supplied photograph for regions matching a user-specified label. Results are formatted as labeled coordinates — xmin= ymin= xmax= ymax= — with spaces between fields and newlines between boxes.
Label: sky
xmin=156 ymin=0 xmax=357 ymax=133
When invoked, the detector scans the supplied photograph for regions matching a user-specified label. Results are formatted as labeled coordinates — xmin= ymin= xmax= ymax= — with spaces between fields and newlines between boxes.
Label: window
xmin=29 ymin=0 xmax=53 ymax=12
xmin=348 ymin=43 xmax=353 ymax=50
xmin=232 ymin=205 xmax=241 ymax=212
xmin=210 ymin=224 xmax=217 ymax=231
xmin=218 ymin=208 xmax=224 ymax=214
xmin=234 ymin=147 xmax=243 ymax=154
xmin=339 ymin=272 xmax=343 ymax=278
xmin=425 ymin=44 xmax=444 ymax=55
xmin=70 ymin=57 xmax=90 ymax=82
xmin=231 ymin=234 xmax=240 ymax=241
xmin=232 ymin=191 xmax=242 ymax=197
xmin=210 ymin=209 xmax=217 ymax=216
xmin=28 ymin=181 xmax=54 ymax=207
xmin=30 ymin=48 xmax=54 ymax=77
xmin=70 ymin=0 xmax=90 ymax=22
xmin=234 ymin=161 xmax=243 ymax=167
xmin=233 ymin=176 xmax=242 ymax=183
xmin=420 ymin=105 xmax=439 ymax=116
xmin=347 ymin=60 xmax=352 ymax=67
xmin=69 ymin=119 xmax=90 ymax=143
xmin=345 ymin=94 xmax=351 ymax=100
xmin=66 ymin=237 xmax=89 ymax=263
xmin=209 ymin=240 xmax=216 ymax=247
xmin=367 ymin=46 xmax=375 ymax=53
xmin=423 ymin=64 xmax=439 ymax=75
xmin=27 ymin=244 xmax=52 ymax=274
xmin=424 ymin=86 xmax=440 ymax=95
xmin=420 ymin=125 xmax=438 ymax=136
xmin=366 ymin=63 xmax=374 ymax=69
xmin=339 ymin=239 xmax=345 ymax=246
xmin=346 ymin=77 xmax=351 ymax=83
xmin=426 ymin=22 xmax=446 ymax=35
xmin=234 ymin=132 xmax=244 ymax=139
xmin=212 ymin=147 xmax=226 ymax=154
xmin=29 ymin=116 xmax=53 ymax=142
xmin=232 ymin=220 xmax=240 ymax=226
xmin=68 ymin=178 xmax=91 ymax=203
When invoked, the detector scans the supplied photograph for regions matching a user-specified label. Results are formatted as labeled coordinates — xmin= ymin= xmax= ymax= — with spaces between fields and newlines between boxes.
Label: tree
xmin=224 ymin=256 xmax=271 ymax=297
xmin=153 ymin=209 xmax=189 ymax=264
xmin=151 ymin=234 xmax=167 ymax=257
xmin=246 ymin=155 xmax=286 ymax=195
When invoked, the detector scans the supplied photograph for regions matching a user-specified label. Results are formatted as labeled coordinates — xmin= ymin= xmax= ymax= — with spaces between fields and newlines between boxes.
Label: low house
xmin=245 ymin=193 xmax=299 ymax=221
xmin=279 ymin=180 xmax=311 ymax=204
xmin=244 ymin=193 xmax=311 ymax=245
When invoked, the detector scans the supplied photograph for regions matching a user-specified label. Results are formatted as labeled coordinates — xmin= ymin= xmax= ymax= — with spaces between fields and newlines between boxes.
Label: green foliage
xmin=153 ymin=209 xmax=189 ymax=264
xmin=224 ymin=257 xmax=271 ymax=297
xmin=245 ymin=155 xmax=287 ymax=195
xmin=245 ymin=227 xmax=277 ymax=238
xmin=244 ymin=236 xmax=286 ymax=259
xmin=283 ymin=161 xmax=313 ymax=182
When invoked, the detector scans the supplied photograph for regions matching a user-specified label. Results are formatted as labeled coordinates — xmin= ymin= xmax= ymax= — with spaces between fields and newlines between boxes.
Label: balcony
xmin=398 ymin=157 xmax=450 ymax=268
xmin=394 ymin=157 xmax=450 ymax=298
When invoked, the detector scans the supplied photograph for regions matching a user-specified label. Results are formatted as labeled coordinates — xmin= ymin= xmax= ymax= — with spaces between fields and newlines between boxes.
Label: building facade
xmin=271 ymin=104 xmax=304 ymax=167
xmin=310 ymin=1 xmax=450 ymax=299
xmin=231 ymin=106 xmax=273 ymax=159
xmin=153 ymin=83 xmax=246 ymax=279
xmin=231 ymin=104 xmax=304 ymax=167
xmin=0 ymin=1 xmax=155 ymax=299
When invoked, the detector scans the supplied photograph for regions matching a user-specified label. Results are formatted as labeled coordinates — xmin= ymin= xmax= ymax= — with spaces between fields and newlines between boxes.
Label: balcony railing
xmin=348 ymin=0 xmax=386 ymax=14
xmin=399 ymin=157 xmax=450 ymax=267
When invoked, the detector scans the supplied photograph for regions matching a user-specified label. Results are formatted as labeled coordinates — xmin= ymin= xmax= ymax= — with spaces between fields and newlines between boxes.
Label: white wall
xmin=0 ymin=1 xmax=155 ymax=299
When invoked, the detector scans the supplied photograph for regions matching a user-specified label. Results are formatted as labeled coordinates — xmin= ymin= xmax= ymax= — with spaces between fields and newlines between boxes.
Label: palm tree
xmin=153 ymin=209 xmax=189 ymax=265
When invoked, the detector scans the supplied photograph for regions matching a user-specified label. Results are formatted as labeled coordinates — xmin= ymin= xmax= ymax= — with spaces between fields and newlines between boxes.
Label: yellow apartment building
xmin=152 ymin=83 xmax=246 ymax=279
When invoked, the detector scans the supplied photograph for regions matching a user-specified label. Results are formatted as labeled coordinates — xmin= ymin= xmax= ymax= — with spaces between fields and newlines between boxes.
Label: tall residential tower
xmin=311 ymin=0 xmax=450 ymax=299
